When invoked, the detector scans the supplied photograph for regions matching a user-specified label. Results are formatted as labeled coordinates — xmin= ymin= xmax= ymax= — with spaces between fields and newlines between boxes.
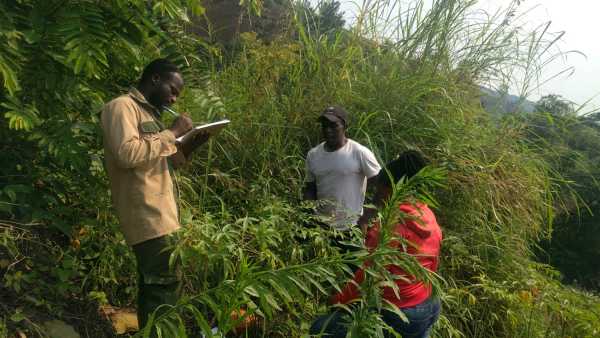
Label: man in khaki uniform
xmin=101 ymin=59 xmax=207 ymax=329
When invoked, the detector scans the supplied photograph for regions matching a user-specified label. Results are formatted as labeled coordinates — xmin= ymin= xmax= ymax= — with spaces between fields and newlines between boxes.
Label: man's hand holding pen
xmin=168 ymin=113 xmax=193 ymax=138
xmin=164 ymin=107 xmax=212 ymax=168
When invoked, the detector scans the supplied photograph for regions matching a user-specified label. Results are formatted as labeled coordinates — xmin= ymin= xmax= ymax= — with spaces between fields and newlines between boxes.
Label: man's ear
xmin=151 ymin=74 xmax=161 ymax=85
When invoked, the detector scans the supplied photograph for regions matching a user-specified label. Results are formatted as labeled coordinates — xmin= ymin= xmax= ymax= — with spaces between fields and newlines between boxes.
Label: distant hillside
xmin=480 ymin=86 xmax=536 ymax=115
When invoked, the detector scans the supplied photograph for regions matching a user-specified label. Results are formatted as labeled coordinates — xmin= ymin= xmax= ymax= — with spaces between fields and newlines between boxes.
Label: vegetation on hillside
xmin=1 ymin=0 xmax=600 ymax=337
xmin=517 ymin=94 xmax=600 ymax=292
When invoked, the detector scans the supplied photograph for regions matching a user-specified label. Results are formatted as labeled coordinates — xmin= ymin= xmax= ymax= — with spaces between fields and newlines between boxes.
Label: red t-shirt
xmin=330 ymin=202 xmax=442 ymax=308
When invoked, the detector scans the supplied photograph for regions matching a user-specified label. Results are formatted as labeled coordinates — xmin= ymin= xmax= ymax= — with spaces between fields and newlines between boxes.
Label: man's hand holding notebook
xmin=170 ymin=119 xmax=230 ymax=168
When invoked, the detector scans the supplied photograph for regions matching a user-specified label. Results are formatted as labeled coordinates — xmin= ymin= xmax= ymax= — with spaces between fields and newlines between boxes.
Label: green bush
xmin=2 ymin=0 xmax=600 ymax=337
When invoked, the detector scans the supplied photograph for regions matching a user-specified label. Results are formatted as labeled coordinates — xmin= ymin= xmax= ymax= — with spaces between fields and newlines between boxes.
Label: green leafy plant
xmin=2 ymin=0 xmax=600 ymax=337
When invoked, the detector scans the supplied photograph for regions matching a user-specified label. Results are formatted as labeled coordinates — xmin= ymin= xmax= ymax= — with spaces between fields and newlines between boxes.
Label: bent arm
xmin=181 ymin=131 xmax=210 ymax=159
xmin=116 ymin=130 xmax=177 ymax=168
xmin=169 ymin=132 xmax=210 ymax=169
xmin=102 ymin=100 xmax=177 ymax=169
xmin=358 ymin=167 xmax=381 ymax=232
xmin=358 ymin=205 xmax=376 ymax=233
xmin=303 ymin=154 xmax=317 ymax=200
xmin=303 ymin=181 xmax=317 ymax=201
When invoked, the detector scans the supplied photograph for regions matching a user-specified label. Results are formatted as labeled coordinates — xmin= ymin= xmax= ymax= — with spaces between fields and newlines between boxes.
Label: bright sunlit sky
xmin=477 ymin=0 xmax=600 ymax=112
xmin=333 ymin=0 xmax=600 ymax=112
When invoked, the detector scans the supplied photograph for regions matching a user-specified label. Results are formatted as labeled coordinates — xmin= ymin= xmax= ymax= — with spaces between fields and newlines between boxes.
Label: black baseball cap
xmin=319 ymin=106 xmax=349 ymax=126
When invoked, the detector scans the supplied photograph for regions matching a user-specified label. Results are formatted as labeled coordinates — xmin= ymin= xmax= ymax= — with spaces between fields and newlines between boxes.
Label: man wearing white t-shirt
xmin=303 ymin=106 xmax=381 ymax=235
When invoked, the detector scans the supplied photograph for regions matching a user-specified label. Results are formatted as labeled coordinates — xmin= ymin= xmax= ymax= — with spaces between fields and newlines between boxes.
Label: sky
xmin=334 ymin=0 xmax=600 ymax=112
xmin=476 ymin=0 xmax=600 ymax=112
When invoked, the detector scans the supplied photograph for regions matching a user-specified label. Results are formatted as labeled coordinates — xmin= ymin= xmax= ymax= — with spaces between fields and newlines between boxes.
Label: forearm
xmin=116 ymin=130 xmax=177 ymax=168
xmin=182 ymin=139 xmax=206 ymax=158
xmin=358 ymin=206 xmax=377 ymax=233
xmin=303 ymin=182 xmax=317 ymax=200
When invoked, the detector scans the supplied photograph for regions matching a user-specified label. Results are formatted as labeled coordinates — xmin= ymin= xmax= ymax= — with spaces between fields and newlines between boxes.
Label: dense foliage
xmin=519 ymin=94 xmax=600 ymax=292
xmin=1 ymin=0 xmax=600 ymax=337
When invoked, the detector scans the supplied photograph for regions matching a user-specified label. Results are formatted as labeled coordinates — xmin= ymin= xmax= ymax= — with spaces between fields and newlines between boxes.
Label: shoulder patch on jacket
xmin=140 ymin=121 xmax=161 ymax=133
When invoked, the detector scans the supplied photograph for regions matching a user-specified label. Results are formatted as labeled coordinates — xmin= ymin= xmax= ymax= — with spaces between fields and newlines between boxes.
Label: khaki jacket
xmin=101 ymin=88 xmax=180 ymax=245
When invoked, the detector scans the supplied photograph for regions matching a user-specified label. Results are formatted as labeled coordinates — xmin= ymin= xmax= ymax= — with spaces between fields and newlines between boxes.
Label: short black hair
xmin=140 ymin=58 xmax=180 ymax=83
xmin=379 ymin=150 xmax=428 ymax=187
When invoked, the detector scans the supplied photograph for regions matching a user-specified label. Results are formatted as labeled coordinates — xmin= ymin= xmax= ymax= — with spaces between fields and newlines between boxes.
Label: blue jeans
xmin=310 ymin=296 xmax=441 ymax=338
xmin=381 ymin=296 xmax=441 ymax=338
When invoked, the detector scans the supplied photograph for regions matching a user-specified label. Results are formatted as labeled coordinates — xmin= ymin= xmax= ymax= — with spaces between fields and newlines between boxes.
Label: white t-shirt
xmin=305 ymin=139 xmax=381 ymax=230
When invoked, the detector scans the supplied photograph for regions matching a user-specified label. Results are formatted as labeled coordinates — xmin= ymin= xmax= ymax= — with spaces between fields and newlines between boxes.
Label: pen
xmin=162 ymin=106 xmax=180 ymax=117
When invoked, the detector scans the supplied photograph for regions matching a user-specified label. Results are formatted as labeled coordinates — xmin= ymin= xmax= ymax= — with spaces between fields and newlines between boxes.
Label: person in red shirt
xmin=310 ymin=150 xmax=442 ymax=338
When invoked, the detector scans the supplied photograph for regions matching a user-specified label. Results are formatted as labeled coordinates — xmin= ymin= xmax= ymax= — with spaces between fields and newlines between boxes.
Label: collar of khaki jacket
xmin=128 ymin=87 xmax=163 ymax=120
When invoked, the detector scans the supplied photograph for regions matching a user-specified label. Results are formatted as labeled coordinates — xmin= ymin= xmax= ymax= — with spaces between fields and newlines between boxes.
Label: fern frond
xmin=59 ymin=5 xmax=110 ymax=78
xmin=0 ymin=5 xmax=23 ymax=95
xmin=152 ymin=0 xmax=186 ymax=19
xmin=1 ymin=95 xmax=40 ymax=131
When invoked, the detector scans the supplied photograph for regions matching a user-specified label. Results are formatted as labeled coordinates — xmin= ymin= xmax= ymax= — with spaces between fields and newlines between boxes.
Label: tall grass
xmin=3 ymin=0 xmax=598 ymax=336
xmin=139 ymin=0 xmax=600 ymax=336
